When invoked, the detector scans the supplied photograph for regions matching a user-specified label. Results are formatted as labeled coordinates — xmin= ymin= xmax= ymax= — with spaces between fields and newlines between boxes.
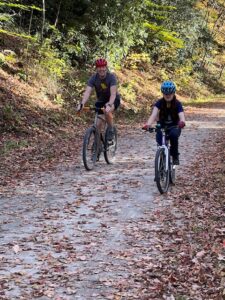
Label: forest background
xmin=0 ymin=2 xmax=225 ymax=298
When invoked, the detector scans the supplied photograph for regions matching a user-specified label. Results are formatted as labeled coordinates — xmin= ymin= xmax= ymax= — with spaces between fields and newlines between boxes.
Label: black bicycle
xmin=143 ymin=124 xmax=176 ymax=194
xmin=82 ymin=107 xmax=117 ymax=171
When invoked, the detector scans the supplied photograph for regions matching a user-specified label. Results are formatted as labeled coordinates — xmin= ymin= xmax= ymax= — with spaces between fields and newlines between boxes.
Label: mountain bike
xmin=82 ymin=107 xmax=117 ymax=171
xmin=143 ymin=124 xmax=176 ymax=194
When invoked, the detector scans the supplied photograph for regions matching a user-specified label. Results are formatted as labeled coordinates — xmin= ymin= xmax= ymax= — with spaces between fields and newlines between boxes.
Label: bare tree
xmin=28 ymin=8 xmax=33 ymax=35
xmin=54 ymin=0 xmax=62 ymax=27
xmin=41 ymin=0 xmax=45 ymax=43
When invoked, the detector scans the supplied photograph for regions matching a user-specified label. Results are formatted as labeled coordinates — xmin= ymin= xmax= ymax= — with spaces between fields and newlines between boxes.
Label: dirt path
xmin=0 ymin=101 xmax=225 ymax=300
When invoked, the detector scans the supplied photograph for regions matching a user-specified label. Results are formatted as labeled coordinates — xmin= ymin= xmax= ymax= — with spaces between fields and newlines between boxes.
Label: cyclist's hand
xmin=142 ymin=124 xmax=150 ymax=131
xmin=76 ymin=102 xmax=83 ymax=112
xmin=178 ymin=121 xmax=185 ymax=128
xmin=105 ymin=103 xmax=112 ymax=113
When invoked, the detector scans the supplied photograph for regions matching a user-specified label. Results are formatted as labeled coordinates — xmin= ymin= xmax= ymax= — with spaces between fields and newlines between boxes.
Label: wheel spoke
xmin=83 ymin=128 xmax=97 ymax=170
xmin=104 ymin=126 xmax=117 ymax=164
xmin=155 ymin=148 xmax=169 ymax=194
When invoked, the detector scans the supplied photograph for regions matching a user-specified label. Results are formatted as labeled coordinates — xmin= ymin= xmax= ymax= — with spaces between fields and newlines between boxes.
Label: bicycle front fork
xmin=159 ymin=145 xmax=169 ymax=171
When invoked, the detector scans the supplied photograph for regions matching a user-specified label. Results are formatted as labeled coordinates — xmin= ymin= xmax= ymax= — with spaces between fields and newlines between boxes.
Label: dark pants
xmin=156 ymin=127 xmax=181 ymax=158
xmin=95 ymin=96 xmax=120 ymax=113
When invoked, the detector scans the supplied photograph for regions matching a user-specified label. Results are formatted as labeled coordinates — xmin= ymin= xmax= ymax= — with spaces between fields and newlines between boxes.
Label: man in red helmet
xmin=77 ymin=58 xmax=120 ymax=139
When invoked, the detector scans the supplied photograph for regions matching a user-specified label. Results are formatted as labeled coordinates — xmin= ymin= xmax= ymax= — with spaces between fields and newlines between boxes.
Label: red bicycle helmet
xmin=95 ymin=58 xmax=107 ymax=67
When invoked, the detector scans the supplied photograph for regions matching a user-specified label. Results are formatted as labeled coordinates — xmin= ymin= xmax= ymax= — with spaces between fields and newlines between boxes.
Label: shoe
xmin=173 ymin=157 xmax=180 ymax=165
xmin=97 ymin=145 xmax=102 ymax=161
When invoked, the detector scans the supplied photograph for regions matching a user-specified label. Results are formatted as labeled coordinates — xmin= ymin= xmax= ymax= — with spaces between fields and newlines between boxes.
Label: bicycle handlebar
xmin=142 ymin=125 xmax=179 ymax=132
xmin=81 ymin=107 xmax=105 ymax=113
xmin=142 ymin=127 xmax=155 ymax=133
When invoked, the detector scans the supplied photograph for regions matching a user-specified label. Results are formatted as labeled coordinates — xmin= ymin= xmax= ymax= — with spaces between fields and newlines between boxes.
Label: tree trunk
xmin=28 ymin=9 xmax=33 ymax=35
xmin=218 ymin=65 xmax=225 ymax=79
xmin=41 ymin=0 xmax=45 ymax=43
xmin=54 ymin=0 xmax=62 ymax=27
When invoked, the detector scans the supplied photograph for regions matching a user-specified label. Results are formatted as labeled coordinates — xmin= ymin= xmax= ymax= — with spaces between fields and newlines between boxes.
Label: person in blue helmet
xmin=143 ymin=81 xmax=186 ymax=165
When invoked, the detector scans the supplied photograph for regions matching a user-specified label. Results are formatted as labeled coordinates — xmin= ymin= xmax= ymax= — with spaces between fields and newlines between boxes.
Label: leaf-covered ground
xmin=0 ymin=99 xmax=224 ymax=299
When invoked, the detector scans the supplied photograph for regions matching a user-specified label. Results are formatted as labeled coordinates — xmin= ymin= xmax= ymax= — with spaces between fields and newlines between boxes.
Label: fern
xmin=144 ymin=22 xmax=184 ymax=48
xmin=0 ymin=2 xmax=42 ymax=11
xmin=0 ymin=28 xmax=36 ymax=40
xmin=145 ymin=0 xmax=176 ymax=11
xmin=0 ymin=13 xmax=11 ymax=22
xmin=144 ymin=22 xmax=162 ymax=31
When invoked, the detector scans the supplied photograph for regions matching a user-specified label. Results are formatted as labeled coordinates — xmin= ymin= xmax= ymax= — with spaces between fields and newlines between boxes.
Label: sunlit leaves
xmin=0 ymin=28 xmax=36 ymax=40
xmin=144 ymin=22 xmax=184 ymax=48
xmin=0 ymin=2 xmax=42 ymax=11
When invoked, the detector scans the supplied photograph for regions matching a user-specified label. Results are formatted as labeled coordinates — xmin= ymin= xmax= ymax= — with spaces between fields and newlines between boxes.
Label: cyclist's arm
xmin=178 ymin=111 xmax=185 ymax=123
xmin=108 ymin=85 xmax=117 ymax=106
xmin=81 ymin=86 xmax=93 ymax=105
xmin=146 ymin=106 xmax=159 ymax=126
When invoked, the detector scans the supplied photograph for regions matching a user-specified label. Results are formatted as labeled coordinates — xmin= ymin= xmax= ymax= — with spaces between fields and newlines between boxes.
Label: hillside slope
xmin=0 ymin=59 xmax=224 ymax=186
xmin=0 ymin=67 xmax=83 ymax=185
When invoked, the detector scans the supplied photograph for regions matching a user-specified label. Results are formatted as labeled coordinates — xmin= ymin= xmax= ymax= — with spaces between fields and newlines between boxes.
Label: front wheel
xmin=155 ymin=148 xmax=169 ymax=194
xmin=82 ymin=127 xmax=98 ymax=171
xmin=104 ymin=126 xmax=117 ymax=164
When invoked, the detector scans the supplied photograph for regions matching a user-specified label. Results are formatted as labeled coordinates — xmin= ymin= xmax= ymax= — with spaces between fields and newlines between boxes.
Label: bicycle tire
xmin=155 ymin=148 xmax=169 ymax=194
xmin=82 ymin=127 xmax=98 ymax=171
xmin=104 ymin=126 xmax=117 ymax=164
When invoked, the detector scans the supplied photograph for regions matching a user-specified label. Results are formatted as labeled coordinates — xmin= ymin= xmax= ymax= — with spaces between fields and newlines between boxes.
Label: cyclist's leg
xmin=105 ymin=96 xmax=120 ymax=140
xmin=156 ymin=130 xmax=162 ymax=146
xmin=95 ymin=100 xmax=105 ymax=132
xmin=105 ymin=96 xmax=120 ymax=125
xmin=168 ymin=127 xmax=181 ymax=164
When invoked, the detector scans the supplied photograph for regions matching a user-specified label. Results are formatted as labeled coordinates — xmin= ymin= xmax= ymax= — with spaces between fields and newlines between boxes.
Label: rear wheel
xmin=155 ymin=148 xmax=169 ymax=194
xmin=82 ymin=127 xmax=98 ymax=171
xmin=104 ymin=126 xmax=117 ymax=164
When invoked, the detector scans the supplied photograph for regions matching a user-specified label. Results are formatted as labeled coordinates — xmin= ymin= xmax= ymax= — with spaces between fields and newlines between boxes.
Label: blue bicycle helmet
xmin=161 ymin=81 xmax=176 ymax=95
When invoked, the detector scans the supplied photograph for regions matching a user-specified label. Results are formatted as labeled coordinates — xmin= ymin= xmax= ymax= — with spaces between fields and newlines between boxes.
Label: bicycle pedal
xmin=107 ymin=140 xmax=114 ymax=146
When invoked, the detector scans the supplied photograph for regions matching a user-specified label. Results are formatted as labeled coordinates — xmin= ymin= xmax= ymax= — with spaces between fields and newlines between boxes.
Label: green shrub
xmin=54 ymin=94 xmax=64 ymax=105
xmin=38 ymin=40 xmax=68 ymax=80
xmin=0 ymin=52 xmax=6 ymax=66
xmin=125 ymin=52 xmax=151 ymax=70
xmin=120 ymin=81 xmax=137 ymax=110
xmin=17 ymin=71 xmax=27 ymax=81
xmin=4 ymin=53 xmax=16 ymax=64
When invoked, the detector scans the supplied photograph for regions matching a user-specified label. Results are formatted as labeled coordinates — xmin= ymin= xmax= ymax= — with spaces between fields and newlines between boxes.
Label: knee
xmin=170 ymin=128 xmax=181 ymax=139
xmin=105 ymin=111 xmax=113 ymax=117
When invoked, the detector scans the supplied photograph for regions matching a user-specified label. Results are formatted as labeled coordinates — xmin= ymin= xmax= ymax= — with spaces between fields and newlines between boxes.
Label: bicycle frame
xmin=92 ymin=109 xmax=107 ymax=148
xmin=83 ymin=106 xmax=106 ymax=128
xmin=93 ymin=110 xmax=106 ymax=127
xmin=158 ymin=124 xmax=179 ymax=154
xmin=158 ymin=129 xmax=170 ymax=171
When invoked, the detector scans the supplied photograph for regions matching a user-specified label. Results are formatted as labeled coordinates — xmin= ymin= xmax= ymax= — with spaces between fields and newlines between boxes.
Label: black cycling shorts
xmin=95 ymin=95 xmax=120 ymax=113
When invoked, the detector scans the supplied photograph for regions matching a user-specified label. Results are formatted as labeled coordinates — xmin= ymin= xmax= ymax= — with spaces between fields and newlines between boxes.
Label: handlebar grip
xmin=142 ymin=126 xmax=155 ymax=132
xmin=148 ymin=128 xmax=154 ymax=133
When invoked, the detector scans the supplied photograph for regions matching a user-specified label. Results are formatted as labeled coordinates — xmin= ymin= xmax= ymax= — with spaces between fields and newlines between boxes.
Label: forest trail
xmin=0 ymin=100 xmax=225 ymax=299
